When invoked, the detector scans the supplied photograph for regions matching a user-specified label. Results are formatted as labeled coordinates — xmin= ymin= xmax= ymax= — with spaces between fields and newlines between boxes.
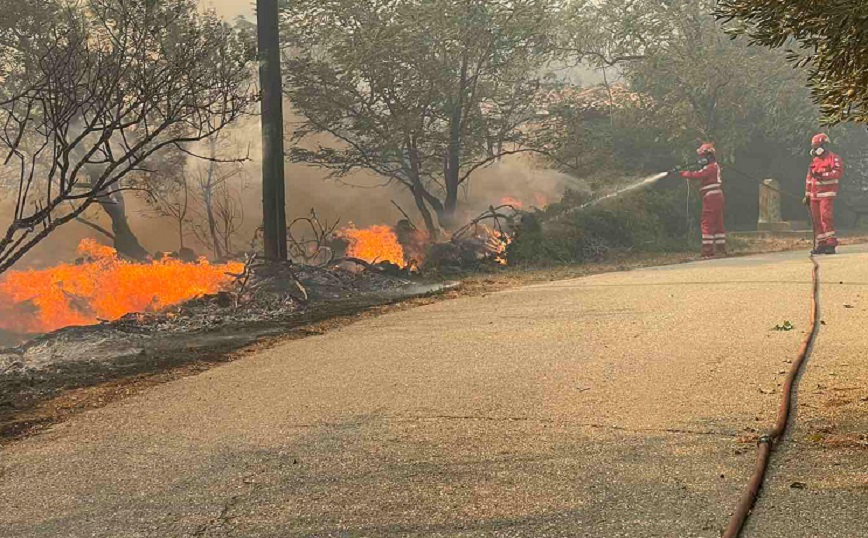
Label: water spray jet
xmin=579 ymin=172 xmax=670 ymax=210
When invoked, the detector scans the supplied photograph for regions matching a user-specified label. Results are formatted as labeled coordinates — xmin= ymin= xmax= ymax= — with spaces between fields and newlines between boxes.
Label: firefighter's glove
xmin=802 ymin=196 xmax=810 ymax=206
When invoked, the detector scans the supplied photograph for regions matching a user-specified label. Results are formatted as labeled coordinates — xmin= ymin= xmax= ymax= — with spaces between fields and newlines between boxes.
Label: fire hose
xmin=723 ymin=251 xmax=820 ymax=537
xmin=719 ymin=164 xmax=821 ymax=537
xmin=583 ymin=164 xmax=823 ymax=534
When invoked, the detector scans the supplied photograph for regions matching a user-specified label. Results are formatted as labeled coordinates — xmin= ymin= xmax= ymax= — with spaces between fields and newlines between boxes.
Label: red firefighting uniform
xmin=805 ymin=151 xmax=844 ymax=248
xmin=682 ymin=162 xmax=725 ymax=257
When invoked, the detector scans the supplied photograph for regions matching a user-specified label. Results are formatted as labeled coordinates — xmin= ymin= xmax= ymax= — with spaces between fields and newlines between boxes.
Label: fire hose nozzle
xmin=670 ymin=163 xmax=699 ymax=173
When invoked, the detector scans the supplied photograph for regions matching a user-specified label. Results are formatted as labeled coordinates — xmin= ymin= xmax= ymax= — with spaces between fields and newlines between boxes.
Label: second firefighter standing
xmin=680 ymin=143 xmax=726 ymax=259
xmin=804 ymin=133 xmax=844 ymax=255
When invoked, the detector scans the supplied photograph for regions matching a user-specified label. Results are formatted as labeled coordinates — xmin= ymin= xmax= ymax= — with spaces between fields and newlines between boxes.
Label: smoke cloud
xmin=0 ymin=2 xmax=581 ymax=269
xmin=1 ymin=122 xmax=579 ymax=269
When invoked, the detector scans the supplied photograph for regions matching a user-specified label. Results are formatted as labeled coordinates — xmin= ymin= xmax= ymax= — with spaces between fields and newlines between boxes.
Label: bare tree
xmin=138 ymin=128 xmax=250 ymax=259
xmin=207 ymin=178 xmax=247 ymax=259
xmin=190 ymin=134 xmax=248 ymax=259
xmin=0 ymin=0 xmax=255 ymax=274
xmin=144 ymin=171 xmax=192 ymax=251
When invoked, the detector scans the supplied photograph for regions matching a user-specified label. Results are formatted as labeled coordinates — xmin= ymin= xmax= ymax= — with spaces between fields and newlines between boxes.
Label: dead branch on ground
xmin=451 ymin=204 xmax=520 ymax=242
xmin=287 ymin=209 xmax=340 ymax=266
xmin=228 ymin=253 xmax=258 ymax=310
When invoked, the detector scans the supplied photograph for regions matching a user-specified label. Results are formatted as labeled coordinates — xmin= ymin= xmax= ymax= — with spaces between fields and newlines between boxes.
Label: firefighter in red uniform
xmin=680 ymin=143 xmax=726 ymax=259
xmin=803 ymin=133 xmax=844 ymax=255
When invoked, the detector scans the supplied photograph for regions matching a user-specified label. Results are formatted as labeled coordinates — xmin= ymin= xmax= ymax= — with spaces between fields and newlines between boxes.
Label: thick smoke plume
xmin=0 ymin=121 xmax=578 ymax=269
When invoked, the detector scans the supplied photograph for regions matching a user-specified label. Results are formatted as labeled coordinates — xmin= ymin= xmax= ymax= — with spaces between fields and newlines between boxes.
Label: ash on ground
xmin=0 ymin=261 xmax=451 ymax=438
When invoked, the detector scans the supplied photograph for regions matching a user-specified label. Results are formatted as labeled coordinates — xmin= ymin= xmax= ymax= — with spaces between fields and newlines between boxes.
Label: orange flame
xmin=340 ymin=225 xmax=406 ymax=267
xmin=0 ymin=239 xmax=243 ymax=335
xmin=500 ymin=196 xmax=524 ymax=209
xmin=501 ymin=195 xmax=549 ymax=209
xmin=398 ymin=227 xmax=429 ymax=269
xmin=479 ymin=224 xmax=512 ymax=265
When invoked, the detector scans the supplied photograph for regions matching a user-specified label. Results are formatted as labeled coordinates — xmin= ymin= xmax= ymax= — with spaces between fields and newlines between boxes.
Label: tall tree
xmin=141 ymin=132 xmax=248 ymax=259
xmin=257 ymin=0 xmax=288 ymax=260
xmin=552 ymin=0 xmax=829 ymax=229
xmin=559 ymin=0 xmax=817 ymax=160
xmin=281 ymin=0 xmax=559 ymax=234
xmin=0 ymin=0 xmax=255 ymax=273
xmin=716 ymin=0 xmax=868 ymax=124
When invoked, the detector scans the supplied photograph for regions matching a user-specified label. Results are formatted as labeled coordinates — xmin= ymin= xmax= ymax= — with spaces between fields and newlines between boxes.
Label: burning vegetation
xmin=0 ymin=240 xmax=243 ymax=335
xmin=332 ymin=204 xmax=519 ymax=273
xmin=0 ymin=253 xmax=448 ymax=437
xmin=0 ymin=200 xmax=525 ymax=343
xmin=339 ymin=225 xmax=408 ymax=267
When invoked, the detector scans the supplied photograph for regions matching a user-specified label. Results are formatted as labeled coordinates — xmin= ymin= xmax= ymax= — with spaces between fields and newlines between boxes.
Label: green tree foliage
xmin=281 ymin=0 xmax=560 ymax=234
xmin=557 ymin=0 xmax=817 ymax=170
xmin=716 ymin=0 xmax=868 ymax=124
xmin=538 ymin=0 xmax=868 ymax=233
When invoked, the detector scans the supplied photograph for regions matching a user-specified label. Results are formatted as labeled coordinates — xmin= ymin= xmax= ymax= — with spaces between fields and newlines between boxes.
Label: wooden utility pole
xmin=257 ymin=0 xmax=288 ymax=260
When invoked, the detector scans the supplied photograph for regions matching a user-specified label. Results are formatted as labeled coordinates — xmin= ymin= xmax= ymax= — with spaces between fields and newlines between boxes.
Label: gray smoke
xmin=0 ymin=1 xmax=582 ymax=268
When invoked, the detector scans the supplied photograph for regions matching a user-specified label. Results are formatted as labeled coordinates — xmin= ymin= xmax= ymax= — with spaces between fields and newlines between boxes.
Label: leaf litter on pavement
xmin=771 ymin=320 xmax=795 ymax=332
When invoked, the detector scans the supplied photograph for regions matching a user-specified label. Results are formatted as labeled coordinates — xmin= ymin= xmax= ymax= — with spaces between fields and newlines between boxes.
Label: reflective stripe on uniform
xmin=815 ymin=191 xmax=837 ymax=198
xmin=703 ymin=189 xmax=723 ymax=197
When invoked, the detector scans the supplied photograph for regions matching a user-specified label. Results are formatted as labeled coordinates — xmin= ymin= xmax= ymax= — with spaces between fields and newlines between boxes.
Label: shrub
xmin=508 ymin=182 xmax=694 ymax=264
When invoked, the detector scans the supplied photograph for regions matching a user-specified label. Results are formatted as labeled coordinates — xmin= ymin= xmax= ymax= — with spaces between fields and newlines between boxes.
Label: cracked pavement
xmin=2 ymin=247 xmax=868 ymax=537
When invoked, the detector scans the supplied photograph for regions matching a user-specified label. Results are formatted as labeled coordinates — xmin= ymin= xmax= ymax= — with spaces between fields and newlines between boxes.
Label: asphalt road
xmin=2 ymin=247 xmax=867 ymax=537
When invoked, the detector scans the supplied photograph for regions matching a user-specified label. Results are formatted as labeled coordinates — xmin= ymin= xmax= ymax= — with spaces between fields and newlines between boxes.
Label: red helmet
xmin=697 ymin=143 xmax=716 ymax=156
xmin=812 ymin=133 xmax=830 ymax=146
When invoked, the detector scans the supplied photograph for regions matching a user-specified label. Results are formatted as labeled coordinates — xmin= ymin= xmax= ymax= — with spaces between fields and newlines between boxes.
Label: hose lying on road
xmin=722 ymin=252 xmax=821 ymax=538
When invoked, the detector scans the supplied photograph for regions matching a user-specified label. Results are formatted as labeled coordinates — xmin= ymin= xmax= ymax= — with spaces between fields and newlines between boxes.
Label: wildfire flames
xmin=479 ymin=224 xmax=512 ymax=265
xmin=340 ymin=225 xmax=407 ymax=267
xmin=339 ymin=212 xmax=517 ymax=270
xmin=0 ymin=239 xmax=243 ymax=335
xmin=500 ymin=196 xmax=525 ymax=209
xmin=500 ymin=194 xmax=549 ymax=209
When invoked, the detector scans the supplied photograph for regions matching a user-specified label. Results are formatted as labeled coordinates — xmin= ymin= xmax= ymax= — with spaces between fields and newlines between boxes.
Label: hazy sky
xmin=205 ymin=0 xmax=253 ymax=20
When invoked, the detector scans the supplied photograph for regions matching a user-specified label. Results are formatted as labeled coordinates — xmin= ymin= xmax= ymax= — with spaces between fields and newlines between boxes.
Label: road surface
xmin=2 ymin=247 xmax=868 ymax=537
